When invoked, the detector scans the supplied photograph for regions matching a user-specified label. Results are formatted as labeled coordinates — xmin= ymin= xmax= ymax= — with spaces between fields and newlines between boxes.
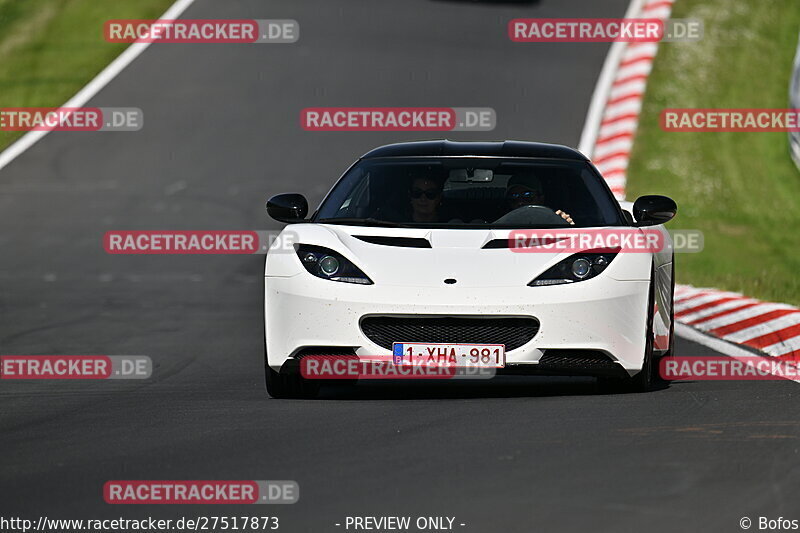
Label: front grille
xmin=360 ymin=316 xmax=539 ymax=351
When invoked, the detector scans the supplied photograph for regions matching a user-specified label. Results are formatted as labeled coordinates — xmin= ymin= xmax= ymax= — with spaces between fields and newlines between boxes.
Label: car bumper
xmin=265 ymin=275 xmax=649 ymax=377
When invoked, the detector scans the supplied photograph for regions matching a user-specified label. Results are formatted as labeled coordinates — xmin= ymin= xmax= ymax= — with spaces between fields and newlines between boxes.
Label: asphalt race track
xmin=2 ymin=1 xmax=800 ymax=531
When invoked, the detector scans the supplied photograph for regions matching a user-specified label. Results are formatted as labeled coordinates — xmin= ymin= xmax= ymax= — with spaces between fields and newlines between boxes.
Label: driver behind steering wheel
xmin=505 ymin=173 xmax=574 ymax=225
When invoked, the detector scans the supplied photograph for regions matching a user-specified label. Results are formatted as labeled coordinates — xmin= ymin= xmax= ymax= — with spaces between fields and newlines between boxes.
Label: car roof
xmin=360 ymin=140 xmax=589 ymax=160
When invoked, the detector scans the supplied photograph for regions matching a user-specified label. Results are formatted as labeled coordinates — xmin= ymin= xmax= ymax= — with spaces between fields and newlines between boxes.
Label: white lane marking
xmin=0 ymin=0 xmax=197 ymax=174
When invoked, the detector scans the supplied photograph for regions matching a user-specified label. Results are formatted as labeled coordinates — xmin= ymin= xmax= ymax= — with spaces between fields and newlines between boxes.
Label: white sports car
xmin=264 ymin=140 xmax=676 ymax=398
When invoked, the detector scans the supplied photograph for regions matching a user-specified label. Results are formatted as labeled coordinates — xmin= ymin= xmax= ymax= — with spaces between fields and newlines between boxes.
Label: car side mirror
xmin=632 ymin=195 xmax=677 ymax=226
xmin=266 ymin=193 xmax=308 ymax=223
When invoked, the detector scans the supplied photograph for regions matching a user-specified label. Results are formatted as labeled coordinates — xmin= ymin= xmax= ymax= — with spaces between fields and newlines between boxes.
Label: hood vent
xmin=482 ymin=236 xmax=569 ymax=249
xmin=481 ymin=239 xmax=510 ymax=249
xmin=354 ymin=235 xmax=431 ymax=248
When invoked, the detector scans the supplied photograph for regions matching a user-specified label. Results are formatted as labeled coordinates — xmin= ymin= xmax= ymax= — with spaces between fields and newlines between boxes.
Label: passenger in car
xmin=408 ymin=176 xmax=444 ymax=223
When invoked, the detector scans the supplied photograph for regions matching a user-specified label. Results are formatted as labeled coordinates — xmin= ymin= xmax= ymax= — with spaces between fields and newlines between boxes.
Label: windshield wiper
xmin=317 ymin=217 xmax=410 ymax=228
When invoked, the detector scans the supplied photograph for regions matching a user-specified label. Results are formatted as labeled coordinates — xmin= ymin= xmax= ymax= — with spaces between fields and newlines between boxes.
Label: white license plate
xmin=392 ymin=343 xmax=505 ymax=368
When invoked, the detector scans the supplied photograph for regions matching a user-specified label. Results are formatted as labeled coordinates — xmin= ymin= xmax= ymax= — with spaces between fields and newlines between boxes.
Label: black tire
xmin=265 ymin=364 xmax=320 ymax=399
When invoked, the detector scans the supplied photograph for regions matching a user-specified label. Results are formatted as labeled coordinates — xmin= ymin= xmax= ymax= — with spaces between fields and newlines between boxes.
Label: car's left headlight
xmin=295 ymin=244 xmax=373 ymax=285
xmin=528 ymin=252 xmax=618 ymax=286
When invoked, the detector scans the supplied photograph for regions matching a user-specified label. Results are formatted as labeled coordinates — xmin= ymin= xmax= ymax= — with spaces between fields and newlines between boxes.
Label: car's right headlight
xmin=528 ymin=252 xmax=618 ymax=286
xmin=295 ymin=244 xmax=373 ymax=285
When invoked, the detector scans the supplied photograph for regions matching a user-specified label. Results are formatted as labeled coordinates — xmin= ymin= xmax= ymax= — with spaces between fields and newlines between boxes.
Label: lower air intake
xmin=293 ymin=347 xmax=357 ymax=358
xmin=538 ymin=350 xmax=618 ymax=370
xmin=360 ymin=316 xmax=539 ymax=351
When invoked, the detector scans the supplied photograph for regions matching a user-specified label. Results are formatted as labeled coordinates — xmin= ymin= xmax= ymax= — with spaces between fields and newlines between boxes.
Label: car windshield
xmin=314 ymin=157 xmax=626 ymax=228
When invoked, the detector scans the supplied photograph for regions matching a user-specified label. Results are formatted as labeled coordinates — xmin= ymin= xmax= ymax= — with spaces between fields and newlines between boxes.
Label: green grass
xmin=627 ymin=0 xmax=800 ymax=306
xmin=0 ymin=0 xmax=174 ymax=149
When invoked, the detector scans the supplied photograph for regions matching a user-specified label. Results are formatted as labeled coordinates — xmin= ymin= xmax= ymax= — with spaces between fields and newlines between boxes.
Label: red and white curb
xmin=675 ymin=287 xmax=800 ymax=360
xmin=579 ymin=0 xmax=676 ymax=200
xmin=580 ymin=0 xmax=800 ymax=360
